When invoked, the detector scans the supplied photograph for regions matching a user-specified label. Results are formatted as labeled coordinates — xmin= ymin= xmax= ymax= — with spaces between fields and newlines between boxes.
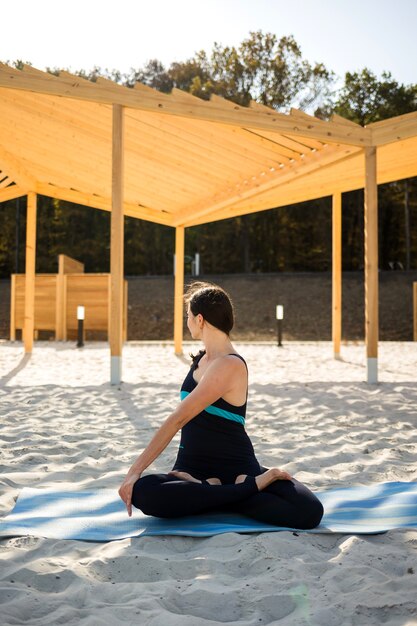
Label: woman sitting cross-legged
xmin=118 ymin=282 xmax=324 ymax=530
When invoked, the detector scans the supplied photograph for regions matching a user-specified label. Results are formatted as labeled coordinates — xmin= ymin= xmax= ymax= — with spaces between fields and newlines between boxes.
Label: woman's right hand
xmin=254 ymin=468 xmax=292 ymax=491
xmin=118 ymin=473 xmax=141 ymax=517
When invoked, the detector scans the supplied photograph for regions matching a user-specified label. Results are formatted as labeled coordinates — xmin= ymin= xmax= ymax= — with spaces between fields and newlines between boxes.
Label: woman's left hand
xmin=275 ymin=469 xmax=292 ymax=481
xmin=118 ymin=473 xmax=140 ymax=517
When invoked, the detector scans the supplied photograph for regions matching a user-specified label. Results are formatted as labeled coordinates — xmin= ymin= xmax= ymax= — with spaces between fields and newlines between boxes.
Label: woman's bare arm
xmin=118 ymin=356 xmax=245 ymax=515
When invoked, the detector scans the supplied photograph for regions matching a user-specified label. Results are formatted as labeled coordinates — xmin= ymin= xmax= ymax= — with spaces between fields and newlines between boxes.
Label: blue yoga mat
xmin=0 ymin=482 xmax=416 ymax=542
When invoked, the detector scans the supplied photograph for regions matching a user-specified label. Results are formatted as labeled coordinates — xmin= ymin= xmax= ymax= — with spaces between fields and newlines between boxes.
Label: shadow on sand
xmin=0 ymin=353 xmax=32 ymax=387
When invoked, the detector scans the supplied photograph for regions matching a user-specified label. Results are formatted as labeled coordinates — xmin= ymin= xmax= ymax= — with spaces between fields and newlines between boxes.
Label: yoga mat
xmin=1 ymin=482 xmax=416 ymax=542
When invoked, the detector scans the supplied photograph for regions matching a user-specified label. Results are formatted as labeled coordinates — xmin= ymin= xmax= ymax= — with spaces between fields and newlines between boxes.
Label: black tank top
xmin=172 ymin=352 xmax=261 ymax=483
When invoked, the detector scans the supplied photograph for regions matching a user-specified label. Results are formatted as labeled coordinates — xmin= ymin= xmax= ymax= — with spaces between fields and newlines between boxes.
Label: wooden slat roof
xmin=0 ymin=63 xmax=416 ymax=226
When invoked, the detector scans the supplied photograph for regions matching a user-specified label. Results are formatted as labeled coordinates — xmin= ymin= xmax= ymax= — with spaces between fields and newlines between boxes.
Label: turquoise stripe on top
xmin=180 ymin=390 xmax=245 ymax=425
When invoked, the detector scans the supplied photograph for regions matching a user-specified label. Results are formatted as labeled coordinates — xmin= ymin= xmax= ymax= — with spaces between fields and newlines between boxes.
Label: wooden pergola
xmin=1 ymin=64 xmax=416 ymax=384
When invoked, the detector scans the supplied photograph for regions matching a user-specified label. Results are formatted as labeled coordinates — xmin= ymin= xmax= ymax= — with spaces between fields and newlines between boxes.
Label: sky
xmin=2 ymin=0 xmax=416 ymax=86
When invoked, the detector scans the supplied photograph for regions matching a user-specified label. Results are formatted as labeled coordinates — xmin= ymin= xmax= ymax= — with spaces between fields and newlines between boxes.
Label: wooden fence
xmin=10 ymin=255 xmax=127 ymax=341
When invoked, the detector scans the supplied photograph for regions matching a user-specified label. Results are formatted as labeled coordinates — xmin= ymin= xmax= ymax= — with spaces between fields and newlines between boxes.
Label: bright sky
xmin=2 ymin=0 xmax=416 ymax=86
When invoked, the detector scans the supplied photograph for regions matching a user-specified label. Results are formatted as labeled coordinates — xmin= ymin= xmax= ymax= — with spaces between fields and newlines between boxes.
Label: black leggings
xmin=132 ymin=473 xmax=323 ymax=530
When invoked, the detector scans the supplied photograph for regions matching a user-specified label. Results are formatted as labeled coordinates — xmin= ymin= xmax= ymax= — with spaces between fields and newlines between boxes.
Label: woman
xmin=119 ymin=282 xmax=323 ymax=529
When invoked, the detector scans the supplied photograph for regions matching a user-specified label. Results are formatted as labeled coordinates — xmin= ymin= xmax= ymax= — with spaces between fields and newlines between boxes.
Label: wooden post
xmin=62 ymin=274 xmax=68 ymax=341
xmin=24 ymin=192 xmax=37 ymax=353
xmin=110 ymin=104 xmax=125 ymax=384
xmin=332 ymin=193 xmax=342 ymax=359
xmin=107 ymin=274 xmax=111 ymax=340
xmin=174 ymin=226 xmax=185 ymax=355
xmin=404 ymin=179 xmax=411 ymax=271
xmin=364 ymin=147 xmax=379 ymax=383
xmin=10 ymin=274 xmax=16 ymax=341
xmin=56 ymin=271 xmax=64 ymax=340
xmin=123 ymin=280 xmax=128 ymax=343
xmin=413 ymin=283 xmax=417 ymax=342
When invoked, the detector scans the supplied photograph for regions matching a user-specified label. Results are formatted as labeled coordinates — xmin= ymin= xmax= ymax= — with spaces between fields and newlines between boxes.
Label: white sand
xmin=0 ymin=340 xmax=416 ymax=625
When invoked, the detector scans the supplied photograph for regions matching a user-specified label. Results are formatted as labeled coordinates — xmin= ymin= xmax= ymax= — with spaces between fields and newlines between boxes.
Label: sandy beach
xmin=0 ymin=340 xmax=416 ymax=625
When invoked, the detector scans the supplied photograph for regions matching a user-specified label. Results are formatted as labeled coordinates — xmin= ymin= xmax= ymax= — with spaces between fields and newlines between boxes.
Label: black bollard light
xmin=276 ymin=305 xmax=284 ymax=347
xmin=77 ymin=305 xmax=85 ymax=348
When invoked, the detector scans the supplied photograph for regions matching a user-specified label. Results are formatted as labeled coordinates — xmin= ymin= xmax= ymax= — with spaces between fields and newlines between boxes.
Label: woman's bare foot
xmin=206 ymin=477 xmax=222 ymax=485
xmin=168 ymin=471 xmax=202 ymax=483
xmin=235 ymin=468 xmax=292 ymax=491
xmin=168 ymin=471 xmax=221 ymax=485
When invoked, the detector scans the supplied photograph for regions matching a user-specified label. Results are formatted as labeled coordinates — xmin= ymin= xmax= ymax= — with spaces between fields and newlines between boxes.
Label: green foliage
xmin=0 ymin=199 xmax=23 ymax=276
xmin=45 ymin=31 xmax=332 ymax=112
xmin=186 ymin=199 xmax=332 ymax=274
xmin=124 ymin=218 xmax=174 ymax=275
xmin=128 ymin=31 xmax=334 ymax=112
xmin=318 ymin=68 xmax=417 ymax=123
xmin=31 ymin=196 xmax=110 ymax=273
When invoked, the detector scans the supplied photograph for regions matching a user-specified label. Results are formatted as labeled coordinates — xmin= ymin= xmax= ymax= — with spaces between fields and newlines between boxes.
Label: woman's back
xmin=173 ymin=352 xmax=261 ymax=484
xmin=191 ymin=350 xmax=248 ymax=407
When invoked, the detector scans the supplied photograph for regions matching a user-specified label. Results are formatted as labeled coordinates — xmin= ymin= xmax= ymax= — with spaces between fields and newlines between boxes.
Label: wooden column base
xmin=111 ymin=356 xmax=122 ymax=385
xmin=367 ymin=358 xmax=378 ymax=384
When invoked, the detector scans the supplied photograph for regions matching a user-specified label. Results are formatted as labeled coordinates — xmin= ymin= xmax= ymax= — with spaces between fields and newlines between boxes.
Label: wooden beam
xmin=0 ymin=174 xmax=13 ymax=189
xmin=290 ymin=108 xmax=318 ymax=121
xmin=185 ymin=140 xmax=373 ymax=225
xmin=0 ymin=144 xmax=37 ymax=190
xmin=0 ymin=90 xmax=334 ymax=197
xmin=187 ymin=134 xmax=417 ymax=228
xmin=24 ymin=192 xmax=37 ymax=353
xmin=246 ymin=129 xmax=325 ymax=153
xmin=126 ymin=115 xmax=280 ymax=180
xmin=175 ymin=144 xmax=360 ymax=226
xmin=128 ymin=107 xmax=295 ymax=171
xmin=21 ymin=64 xmax=60 ymax=80
xmin=174 ymin=226 xmax=185 ymax=355
xmin=209 ymin=93 xmax=248 ymax=111
xmin=0 ymin=66 xmax=371 ymax=146
xmin=0 ymin=100 xmax=234 ymax=198
xmin=249 ymin=102 xmax=326 ymax=150
xmin=34 ymin=182 xmax=173 ymax=226
xmin=0 ymin=102 xmax=112 ymax=174
xmin=330 ymin=113 xmax=361 ymax=128
xmin=134 ymin=81 xmax=166 ymax=96
xmin=0 ymin=185 xmax=26 ymax=203
xmin=367 ymin=109 xmax=417 ymax=129
xmin=364 ymin=147 xmax=378 ymax=383
xmin=370 ymin=112 xmax=417 ymax=146
xmin=332 ymin=193 xmax=342 ymax=358
xmin=183 ymin=153 xmax=363 ymax=226
xmin=249 ymin=100 xmax=275 ymax=113
xmin=0 ymin=85 xmax=112 ymax=141
xmin=110 ymin=104 xmax=125 ymax=384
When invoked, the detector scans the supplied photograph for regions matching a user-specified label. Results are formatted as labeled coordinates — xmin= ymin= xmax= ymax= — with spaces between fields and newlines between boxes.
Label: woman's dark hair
xmin=185 ymin=282 xmax=234 ymax=335
xmin=185 ymin=282 xmax=235 ymax=365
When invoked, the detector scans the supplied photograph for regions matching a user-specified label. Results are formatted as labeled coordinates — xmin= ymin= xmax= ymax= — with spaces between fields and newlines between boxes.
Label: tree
xmin=216 ymin=31 xmax=332 ymax=111
xmin=320 ymin=68 xmax=417 ymax=124
xmin=128 ymin=31 xmax=334 ymax=112
xmin=124 ymin=59 xmax=173 ymax=92
xmin=322 ymin=69 xmax=417 ymax=270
